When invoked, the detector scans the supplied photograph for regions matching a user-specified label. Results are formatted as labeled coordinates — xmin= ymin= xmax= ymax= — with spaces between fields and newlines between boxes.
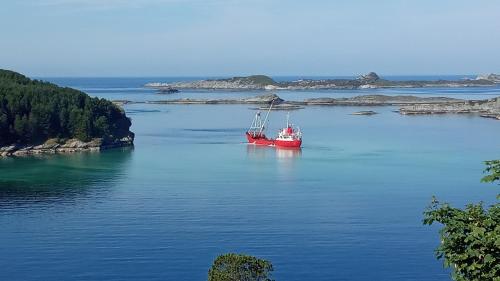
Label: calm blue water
xmin=1 ymin=77 xmax=499 ymax=281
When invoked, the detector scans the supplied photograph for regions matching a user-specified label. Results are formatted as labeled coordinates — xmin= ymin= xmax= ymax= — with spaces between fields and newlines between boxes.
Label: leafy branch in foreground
xmin=423 ymin=160 xmax=500 ymax=281
xmin=208 ymin=253 xmax=274 ymax=281
xmin=481 ymin=160 xmax=500 ymax=185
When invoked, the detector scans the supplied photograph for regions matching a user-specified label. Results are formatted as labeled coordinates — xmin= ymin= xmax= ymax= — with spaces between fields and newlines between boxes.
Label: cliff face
xmin=146 ymin=72 xmax=496 ymax=90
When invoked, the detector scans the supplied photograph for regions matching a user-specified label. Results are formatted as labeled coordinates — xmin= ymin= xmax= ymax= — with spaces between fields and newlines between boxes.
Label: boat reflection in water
xmin=275 ymin=146 xmax=302 ymax=159
xmin=246 ymin=144 xmax=274 ymax=159
xmin=246 ymin=144 xmax=301 ymax=179
xmin=246 ymin=144 xmax=301 ymax=161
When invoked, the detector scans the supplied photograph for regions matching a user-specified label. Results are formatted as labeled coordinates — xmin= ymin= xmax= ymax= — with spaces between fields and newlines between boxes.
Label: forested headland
xmin=0 ymin=69 xmax=133 ymax=147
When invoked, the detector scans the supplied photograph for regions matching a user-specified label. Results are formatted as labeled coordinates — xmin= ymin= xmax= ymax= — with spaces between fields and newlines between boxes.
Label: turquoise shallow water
xmin=1 ymin=78 xmax=499 ymax=280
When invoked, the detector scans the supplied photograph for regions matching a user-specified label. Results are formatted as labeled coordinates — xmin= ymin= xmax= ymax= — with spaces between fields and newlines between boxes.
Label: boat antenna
xmin=259 ymin=98 xmax=274 ymax=134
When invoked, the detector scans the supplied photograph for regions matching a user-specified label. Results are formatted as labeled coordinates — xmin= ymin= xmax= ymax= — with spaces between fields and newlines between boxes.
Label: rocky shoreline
xmin=141 ymin=93 xmax=500 ymax=120
xmin=0 ymin=136 xmax=134 ymax=157
xmin=145 ymin=72 xmax=500 ymax=91
xmin=292 ymin=95 xmax=463 ymax=106
xmin=147 ymin=93 xmax=283 ymax=105
xmin=398 ymin=98 xmax=500 ymax=118
xmin=145 ymin=93 xmax=465 ymax=106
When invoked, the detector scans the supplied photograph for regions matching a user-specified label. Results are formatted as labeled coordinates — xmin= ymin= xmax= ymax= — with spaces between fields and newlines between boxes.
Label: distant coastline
xmin=118 ymin=93 xmax=500 ymax=120
xmin=145 ymin=72 xmax=500 ymax=91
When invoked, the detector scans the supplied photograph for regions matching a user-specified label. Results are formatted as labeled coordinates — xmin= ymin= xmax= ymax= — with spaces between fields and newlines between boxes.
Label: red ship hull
xmin=274 ymin=138 xmax=302 ymax=148
xmin=246 ymin=132 xmax=274 ymax=146
xmin=246 ymin=132 xmax=302 ymax=148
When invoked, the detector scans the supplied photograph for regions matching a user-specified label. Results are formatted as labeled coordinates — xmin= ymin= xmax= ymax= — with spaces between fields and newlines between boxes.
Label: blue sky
xmin=1 ymin=0 xmax=499 ymax=77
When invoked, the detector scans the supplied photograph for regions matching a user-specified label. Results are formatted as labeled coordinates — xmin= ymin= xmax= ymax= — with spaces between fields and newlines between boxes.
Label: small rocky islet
xmin=351 ymin=111 xmax=378 ymax=116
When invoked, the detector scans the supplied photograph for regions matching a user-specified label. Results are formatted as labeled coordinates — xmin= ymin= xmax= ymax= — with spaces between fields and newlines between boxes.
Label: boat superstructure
xmin=274 ymin=112 xmax=302 ymax=148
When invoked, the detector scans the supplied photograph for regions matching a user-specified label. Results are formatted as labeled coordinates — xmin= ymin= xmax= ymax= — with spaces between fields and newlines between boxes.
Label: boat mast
xmin=259 ymin=99 xmax=274 ymax=134
xmin=248 ymin=112 xmax=262 ymax=135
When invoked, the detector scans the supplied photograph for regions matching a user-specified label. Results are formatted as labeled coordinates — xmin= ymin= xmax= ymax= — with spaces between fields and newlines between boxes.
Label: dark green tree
xmin=208 ymin=253 xmax=274 ymax=281
xmin=423 ymin=161 xmax=500 ymax=281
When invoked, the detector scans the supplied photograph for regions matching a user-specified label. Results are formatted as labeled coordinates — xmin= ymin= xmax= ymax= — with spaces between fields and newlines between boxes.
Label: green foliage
xmin=245 ymin=75 xmax=277 ymax=86
xmin=208 ymin=253 xmax=274 ymax=281
xmin=226 ymin=75 xmax=277 ymax=86
xmin=0 ymin=69 xmax=133 ymax=145
xmin=423 ymin=199 xmax=499 ymax=281
xmin=423 ymin=161 xmax=500 ymax=281
xmin=481 ymin=160 xmax=500 ymax=184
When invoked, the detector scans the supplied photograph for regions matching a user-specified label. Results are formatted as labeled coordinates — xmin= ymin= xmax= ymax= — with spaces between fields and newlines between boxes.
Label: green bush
xmin=208 ymin=253 xmax=274 ymax=281
xmin=423 ymin=160 xmax=500 ymax=281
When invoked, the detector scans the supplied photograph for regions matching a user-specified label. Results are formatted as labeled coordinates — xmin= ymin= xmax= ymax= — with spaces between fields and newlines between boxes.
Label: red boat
xmin=246 ymin=102 xmax=302 ymax=148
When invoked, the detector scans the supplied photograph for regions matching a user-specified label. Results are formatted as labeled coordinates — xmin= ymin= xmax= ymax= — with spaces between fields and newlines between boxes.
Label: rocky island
xmin=148 ymin=93 xmax=283 ymax=105
xmin=476 ymin=73 xmax=500 ymax=83
xmin=302 ymin=95 xmax=500 ymax=119
xmin=0 ymin=70 xmax=134 ymax=156
xmin=148 ymin=94 xmax=463 ymax=106
xmin=351 ymin=111 xmax=378 ymax=115
xmin=145 ymin=72 xmax=499 ymax=91
xmin=146 ymin=93 xmax=500 ymax=120
xmin=398 ymin=97 xmax=500 ymax=119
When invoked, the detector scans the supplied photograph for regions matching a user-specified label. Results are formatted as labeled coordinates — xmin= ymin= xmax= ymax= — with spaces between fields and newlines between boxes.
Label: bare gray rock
xmin=476 ymin=73 xmax=500 ymax=83
xmin=149 ymin=93 xmax=283 ymax=105
xmin=301 ymin=95 xmax=462 ymax=105
xmin=351 ymin=110 xmax=378 ymax=115
xmin=398 ymin=98 xmax=500 ymax=119
xmin=1 ymin=137 xmax=133 ymax=157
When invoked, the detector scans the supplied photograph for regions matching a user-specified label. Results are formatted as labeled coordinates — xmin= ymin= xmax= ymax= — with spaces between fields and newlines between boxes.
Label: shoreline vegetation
xmin=0 ymin=70 xmax=134 ymax=157
xmin=145 ymin=72 xmax=500 ymax=91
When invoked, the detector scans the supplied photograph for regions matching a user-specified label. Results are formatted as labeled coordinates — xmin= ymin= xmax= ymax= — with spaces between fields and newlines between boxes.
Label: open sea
xmin=1 ymin=76 xmax=499 ymax=281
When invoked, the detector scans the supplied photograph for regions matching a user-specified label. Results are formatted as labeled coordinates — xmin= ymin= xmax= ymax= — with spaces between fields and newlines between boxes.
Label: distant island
xmin=146 ymin=93 xmax=500 ymax=120
xmin=0 ymin=70 xmax=134 ymax=156
xmin=145 ymin=72 xmax=500 ymax=91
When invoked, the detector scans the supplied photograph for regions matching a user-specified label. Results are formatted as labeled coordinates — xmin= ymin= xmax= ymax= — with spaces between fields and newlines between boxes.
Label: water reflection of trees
xmin=0 ymin=148 xmax=132 ymax=204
